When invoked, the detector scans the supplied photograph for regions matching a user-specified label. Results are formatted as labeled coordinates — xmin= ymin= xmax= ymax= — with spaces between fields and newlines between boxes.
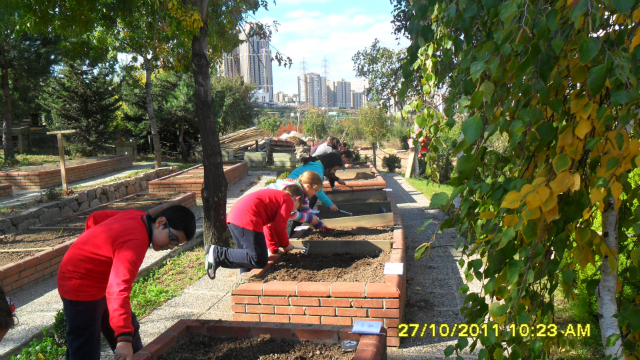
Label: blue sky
xmin=255 ymin=0 xmax=408 ymax=95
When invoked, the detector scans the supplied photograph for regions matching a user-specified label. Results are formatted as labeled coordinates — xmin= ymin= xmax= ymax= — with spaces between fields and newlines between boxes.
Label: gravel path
xmin=381 ymin=173 xmax=480 ymax=360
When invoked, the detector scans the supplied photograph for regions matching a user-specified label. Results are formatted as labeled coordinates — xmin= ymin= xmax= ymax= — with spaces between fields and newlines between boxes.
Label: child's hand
xmin=282 ymin=244 xmax=294 ymax=253
xmin=337 ymin=179 xmax=346 ymax=185
xmin=311 ymin=216 xmax=319 ymax=225
xmin=330 ymin=204 xmax=339 ymax=212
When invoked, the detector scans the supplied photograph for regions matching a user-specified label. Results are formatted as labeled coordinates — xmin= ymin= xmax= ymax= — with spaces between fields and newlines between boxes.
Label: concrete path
xmin=0 ymin=162 xmax=158 ymax=209
xmin=0 ymin=171 xmax=274 ymax=360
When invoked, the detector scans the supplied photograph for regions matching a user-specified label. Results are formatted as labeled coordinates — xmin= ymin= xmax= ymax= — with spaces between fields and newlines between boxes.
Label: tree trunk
xmin=179 ymin=118 xmax=188 ymax=162
xmin=143 ymin=56 xmax=162 ymax=169
xmin=1 ymin=63 xmax=13 ymax=163
xmin=192 ymin=21 xmax=229 ymax=247
xmin=597 ymin=198 xmax=623 ymax=358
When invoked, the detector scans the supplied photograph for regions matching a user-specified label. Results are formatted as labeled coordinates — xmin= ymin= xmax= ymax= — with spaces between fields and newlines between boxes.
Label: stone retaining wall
xmin=0 ymin=184 xmax=12 ymax=198
xmin=133 ymin=320 xmax=387 ymax=360
xmin=0 ymin=167 xmax=178 ymax=236
xmin=232 ymin=190 xmax=406 ymax=346
xmin=0 ymin=155 xmax=134 ymax=190
xmin=0 ymin=192 xmax=196 ymax=293
xmin=148 ymin=162 xmax=248 ymax=200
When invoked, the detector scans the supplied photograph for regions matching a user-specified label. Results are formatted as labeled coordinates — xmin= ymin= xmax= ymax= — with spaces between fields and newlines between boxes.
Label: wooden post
xmin=372 ymin=143 xmax=377 ymax=169
xmin=255 ymin=140 xmax=259 ymax=152
xmin=47 ymin=130 xmax=76 ymax=192
xmin=405 ymin=147 xmax=416 ymax=179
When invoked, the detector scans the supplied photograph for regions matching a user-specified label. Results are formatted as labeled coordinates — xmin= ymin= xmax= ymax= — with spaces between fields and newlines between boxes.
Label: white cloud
xmin=261 ymin=9 xmax=407 ymax=95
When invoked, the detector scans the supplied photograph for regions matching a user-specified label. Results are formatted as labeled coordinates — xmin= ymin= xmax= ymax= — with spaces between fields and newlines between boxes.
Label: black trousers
xmin=214 ymin=223 xmax=269 ymax=273
xmin=290 ymin=195 xmax=319 ymax=236
xmin=61 ymin=296 xmax=143 ymax=360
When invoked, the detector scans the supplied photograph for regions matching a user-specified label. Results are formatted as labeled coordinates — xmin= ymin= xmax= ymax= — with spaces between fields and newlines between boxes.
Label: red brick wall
xmin=0 ymin=155 xmax=134 ymax=190
xmin=148 ymin=161 xmax=248 ymax=200
xmin=232 ymin=190 xmax=406 ymax=347
xmin=323 ymin=163 xmax=386 ymax=192
xmin=133 ymin=320 xmax=387 ymax=360
xmin=0 ymin=183 xmax=12 ymax=197
xmin=0 ymin=192 xmax=197 ymax=293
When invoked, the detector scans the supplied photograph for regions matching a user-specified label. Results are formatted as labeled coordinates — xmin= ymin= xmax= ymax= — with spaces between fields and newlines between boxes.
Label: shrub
xmin=352 ymin=150 xmax=361 ymax=162
xmin=11 ymin=328 xmax=66 ymax=360
xmin=264 ymin=178 xmax=276 ymax=186
xmin=278 ymin=172 xmax=290 ymax=180
xmin=382 ymin=154 xmax=402 ymax=173
xmin=363 ymin=154 xmax=371 ymax=163
xmin=53 ymin=310 xmax=67 ymax=346
xmin=41 ymin=187 xmax=63 ymax=202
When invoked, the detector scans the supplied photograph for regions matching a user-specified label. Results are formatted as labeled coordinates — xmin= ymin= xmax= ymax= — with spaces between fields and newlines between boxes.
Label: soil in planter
xmin=338 ymin=171 xmax=376 ymax=180
xmin=299 ymin=226 xmax=392 ymax=241
xmin=319 ymin=207 xmax=388 ymax=219
xmin=257 ymin=251 xmax=390 ymax=283
xmin=0 ymin=192 xmax=182 ymax=266
xmin=158 ymin=333 xmax=354 ymax=360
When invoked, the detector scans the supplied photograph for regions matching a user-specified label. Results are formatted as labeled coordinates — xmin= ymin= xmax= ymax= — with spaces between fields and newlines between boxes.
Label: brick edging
xmin=232 ymin=189 xmax=406 ymax=346
xmin=148 ymin=162 xmax=248 ymax=199
xmin=0 ymin=192 xmax=197 ymax=293
xmin=133 ymin=320 xmax=386 ymax=360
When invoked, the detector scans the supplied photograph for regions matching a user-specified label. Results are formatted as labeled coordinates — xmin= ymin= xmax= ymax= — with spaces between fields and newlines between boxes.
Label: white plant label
xmin=383 ymin=188 xmax=393 ymax=191
xmin=351 ymin=320 xmax=383 ymax=334
xmin=294 ymin=226 xmax=310 ymax=231
xmin=383 ymin=262 xmax=404 ymax=275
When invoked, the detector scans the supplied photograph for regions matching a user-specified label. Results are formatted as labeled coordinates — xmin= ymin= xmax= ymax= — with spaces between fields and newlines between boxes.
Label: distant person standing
xmin=310 ymin=137 xmax=340 ymax=156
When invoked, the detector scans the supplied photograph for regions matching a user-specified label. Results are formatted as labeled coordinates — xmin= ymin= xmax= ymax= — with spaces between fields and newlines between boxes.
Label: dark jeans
xmin=290 ymin=195 xmax=319 ymax=236
xmin=215 ymin=223 xmax=268 ymax=273
xmin=61 ymin=296 xmax=142 ymax=360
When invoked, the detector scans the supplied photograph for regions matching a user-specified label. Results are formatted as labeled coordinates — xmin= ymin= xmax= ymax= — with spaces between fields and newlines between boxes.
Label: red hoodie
xmin=227 ymin=189 xmax=293 ymax=252
xmin=57 ymin=209 xmax=149 ymax=340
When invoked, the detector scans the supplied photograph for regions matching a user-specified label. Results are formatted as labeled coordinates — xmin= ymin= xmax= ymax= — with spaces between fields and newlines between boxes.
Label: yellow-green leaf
xmin=501 ymin=191 xmax=522 ymax=209
xmin=552 ymin=154 xmax=571 ymax=173
xmin=550 ymin=171 xmax=573 ymax=194
xmin=480 ymin=211 xmax=496 ymax=219
xmin=611 ymin=181 xmax=623 ymax=200
xmin=503 ymin=215 xmax=519 ymax=227
xmin=574 ymin=119 xmax=593 ymax=139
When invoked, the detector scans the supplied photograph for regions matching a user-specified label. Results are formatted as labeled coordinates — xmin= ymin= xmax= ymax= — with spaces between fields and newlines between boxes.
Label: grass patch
xmin=72 ymin=168 xmax=152 ymax=190
xmin=406 ymin=177 xmax=454 ymax=200
xmin=131 ymin=245 xmax=205 ymax=317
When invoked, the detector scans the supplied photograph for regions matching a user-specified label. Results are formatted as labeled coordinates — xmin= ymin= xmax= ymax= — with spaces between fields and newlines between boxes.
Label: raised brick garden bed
xmin=0 ymin=155 xmax=134 ymax=190
xmin=232 ymin=189 xmax=405 ymax=347
xmin=325 ymin=163 xmax=386 ymax=192
xmin=132 ymin=320 xmax=386 ymax=360
xmin=148 ymin=162 xmax=248 ymax=200
xmin=0 ymin=192 xmax=196 ymax=293
xmin=0 ymin=183 xmax=12 ymax=197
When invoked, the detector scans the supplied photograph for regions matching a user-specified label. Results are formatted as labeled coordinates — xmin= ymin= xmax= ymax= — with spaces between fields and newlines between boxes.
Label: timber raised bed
xmin=231 ymin=189 xmax=405 ymax=347
xmin=0 ymin=192 xmax=196 ymax=293
xmin=0 ymin=155 xmax=134 ymax=190
xmin=148 ymin=162 xmax=248 ymax=200
xmin=132 ymin=320 xmax=386 ymax=360
xmin=324 ymin=164 xmax=386 ymax=192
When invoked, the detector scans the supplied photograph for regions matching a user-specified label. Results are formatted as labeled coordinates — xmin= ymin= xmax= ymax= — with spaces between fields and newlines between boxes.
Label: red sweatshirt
xmin=227 ymin=189 xmax=293 ymax=252
xmin=57 ymin=209 xmax=150 ymax=340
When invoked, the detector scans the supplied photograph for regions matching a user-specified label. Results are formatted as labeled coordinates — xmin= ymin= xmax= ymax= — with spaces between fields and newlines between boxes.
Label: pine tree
xmin=42 ymin=61 xmax=120 ymax=156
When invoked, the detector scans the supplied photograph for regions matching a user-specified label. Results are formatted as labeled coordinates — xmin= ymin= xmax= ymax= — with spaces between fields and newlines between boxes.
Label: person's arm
xmin=264 ymin=224 xmax=280 ymax=254
xmin=105 ymin=238 xmax=147 ymax=346
xmin=315 ymin=189 xmax=334 ymax=208
xmin=273 ymin=201 xmax=293 ymax=248
xmin=85 ymin=210 xmax=121 ymax=231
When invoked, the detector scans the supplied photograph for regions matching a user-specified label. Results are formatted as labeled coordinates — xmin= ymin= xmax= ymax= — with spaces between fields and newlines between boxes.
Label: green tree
xmin=358 ymin=104 xmax=390 ymax=147
xmin=41 ymin=61 xmax=119 ymax=156
xmin=213 ymin=76 xmax=257 ymax=136
xmin=402 ymin=0 xmax=640 ymax=358
xmin=259 ymin=114 xmax=281 ymax=135
xmin=301 ymin=107 xmax=328 ymax=140
xmin=352 ymin=39 xmax=405 ymax=107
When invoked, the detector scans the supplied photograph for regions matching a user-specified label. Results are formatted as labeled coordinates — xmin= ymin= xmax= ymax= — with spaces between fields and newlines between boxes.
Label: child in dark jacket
xmin=57 ymin=205 xmax=196 ymax=360
xmin=0 ymin=286 xmax=16 ymax=343
xmin=205 ymin=185 xmax=304 ymax=278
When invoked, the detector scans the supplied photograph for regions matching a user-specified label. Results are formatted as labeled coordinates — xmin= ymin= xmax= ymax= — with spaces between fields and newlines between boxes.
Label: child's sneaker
xmin=204 ymin=244 xmax=218 ymax=280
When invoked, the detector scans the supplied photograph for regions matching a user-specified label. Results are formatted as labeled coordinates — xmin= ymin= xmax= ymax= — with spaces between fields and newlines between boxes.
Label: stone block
xmin=18 ymin=218 xmax=40 ymax=232
xmin=222 ymin=151 xmax=235 ymax=162
xmin=89 ymin=199 xmax=101 ymax=208
xmin=272 ymin=153 xmax=296 ymax=162
xmin=244 ymin=152 xmax=267 ymax=167
xmin=140 ymin=182 xmax=148 ymax=190
xmin=119 ymin=187 xmax=127 ymax=198
xmin=126 ymin=185 xmax=136 ymax=195
xmin=77 ymin=192 xmax=87 ymax=203
xmin=96 ymin=187 xmax=102 ymax=197
xmin=87 ymin=189 xmax=96 ymax=201
xmin=39 ymin=208 xmax=61 ymax=225
xmin=10 ymin=208 xmax=45 ymax=226
xmin=69 ymin=200 xmax=79 ymax=211
xmin=78 ymin=201 xmax=90 ymax=211
xmin=108 ymin=193 xmax=116 ymax=202
xmin=123 ymin=180 xmax=130 ymax=187
xmin=100 ymin=195 xmax=108 ymax=203
xmin=273 ymin=161 xmax=296 ymax=167
xmin=0 ymin=219 xmax=11 ymax=231
xmin=61 ymin=207 xmax=74 ymax=218
xmin=134 ymin=185 xmax=141 ymax=192
xmin=5 ymin=226 xmax=17 ymax=234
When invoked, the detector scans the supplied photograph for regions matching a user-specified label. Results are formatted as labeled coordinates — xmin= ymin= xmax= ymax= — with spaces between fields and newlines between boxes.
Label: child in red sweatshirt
xmin=0 ymin=286 xmax=15 ymax=342
xmin=205 ymin=185 xmax=304 ymax=279
xmin=57 ymin=205 xmax=196 ymax=360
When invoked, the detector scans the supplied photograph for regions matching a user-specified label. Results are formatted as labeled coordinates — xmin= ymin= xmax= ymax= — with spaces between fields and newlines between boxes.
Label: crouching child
xmin=0 ymin=286 xmax=16 ymax=342
xmin=205 ymin=185 xmax=304 ymax=278
xmin=57 ymin=205 xmax=197 ymax=360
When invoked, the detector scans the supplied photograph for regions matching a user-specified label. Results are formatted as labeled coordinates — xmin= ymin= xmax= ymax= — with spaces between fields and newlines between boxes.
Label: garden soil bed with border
xmin=148 ymin=162 xmax=248 ymax=200
xmin=134 ymin=320 xmax=386 ymax=360
xmin=231 ymin=189 xmax=405 ymax=347
xmin=317 ymin=202 xmax=390 ymax=219
xmin=0 ymin=192 xmax=196 ymax=293
xmin=301 ymin=227 xmax=392 ymax=241
xmin=323 ymin=164 xmax=385 ymax=192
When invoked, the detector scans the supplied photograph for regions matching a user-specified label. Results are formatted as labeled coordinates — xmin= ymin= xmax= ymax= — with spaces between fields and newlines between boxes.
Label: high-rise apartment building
xmin=221 ymin=24 xmax=274 ymax=102
xmin=298 ymin=73 xmax=329 ymax=108
xmin=331 ymin=79 xmax=351 ymax=109
xmin=351 ymin=91 xmax=364 ymax=110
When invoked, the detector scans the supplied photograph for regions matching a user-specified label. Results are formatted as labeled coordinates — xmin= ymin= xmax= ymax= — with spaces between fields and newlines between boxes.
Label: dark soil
xmin=257 ymin=251 xmax=389 ymax=283
xmin=300 ymin=226 xmax=392 ymax=241
xmin=0 ymin=192 xmax=181 ymax=266
xmin=157 ymin=333 xmax=354 ymax=360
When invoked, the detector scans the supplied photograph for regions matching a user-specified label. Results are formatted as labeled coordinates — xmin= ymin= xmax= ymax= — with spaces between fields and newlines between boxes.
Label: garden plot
xmin=317 ymin=202 xmax=391 ymax=219
xmin=290 ymin=225 xmax=393 ymax=255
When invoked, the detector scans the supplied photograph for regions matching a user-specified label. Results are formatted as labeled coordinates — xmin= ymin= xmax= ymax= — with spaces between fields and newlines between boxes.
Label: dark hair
xmin=0 ymin=286 xmax=15 ymax=331
xmin=301 ymin=152 xmax=344 ymax=170
xmin=152 ymin=205 xmax=197 ymax=241
xmin=340 ymin=150 xmax=354 ymax=159
xmin=282 ymin=184 xmax=305 ymax=198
